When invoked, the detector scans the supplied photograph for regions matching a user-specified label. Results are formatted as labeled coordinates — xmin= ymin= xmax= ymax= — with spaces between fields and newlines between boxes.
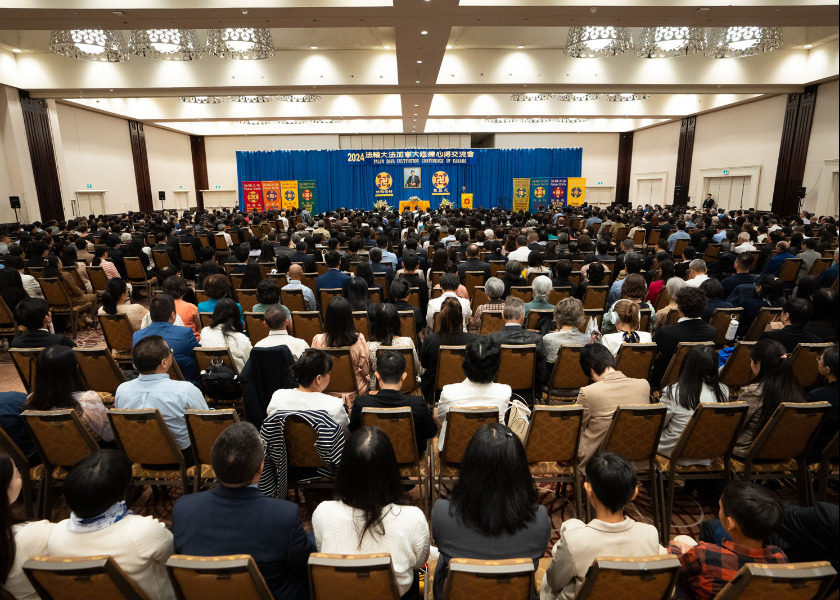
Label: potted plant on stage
xmin=438 ymin=198 xmax=453 ymax=211
xmin=374 ymin=199 xmax=391 ymax=212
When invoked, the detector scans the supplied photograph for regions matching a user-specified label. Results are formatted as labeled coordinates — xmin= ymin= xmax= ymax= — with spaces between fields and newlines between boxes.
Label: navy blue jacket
xmin=172 ymin=485 xmax=316 ymax=600
xmin=316 ymin=268 xmax=351 ymax=296
xmin=132 ymin=321 xmax=200 ymax=381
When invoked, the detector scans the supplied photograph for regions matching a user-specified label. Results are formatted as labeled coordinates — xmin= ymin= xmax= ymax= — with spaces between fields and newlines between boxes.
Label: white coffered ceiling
xmin=0 ymin=1 xmax=837 ymax=137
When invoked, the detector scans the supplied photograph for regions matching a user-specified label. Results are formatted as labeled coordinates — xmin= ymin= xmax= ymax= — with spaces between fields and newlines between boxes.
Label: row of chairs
xmin=19 ymin=552 xmax=836 ymax=600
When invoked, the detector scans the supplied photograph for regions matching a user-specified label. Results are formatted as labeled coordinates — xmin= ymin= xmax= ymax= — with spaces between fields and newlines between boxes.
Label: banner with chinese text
xmin=261 ymin=180 xmax=282 ymax=211
xmin=298 ymin=180 xmax=317 ymax=214
xmin=280 ymin=180 xmax=299 ymax=209
xmin=567 ymin=177 xmax=586 ymax=207
xmin=549 ymin=178 xmax=567 ymax=209
xmin=530 ymin=177 xmax=549 ymax=211
xmin=431 ymin=170 xmax=450 ymax=196
xmin=461 ymin=193 xmax=473 ymax=209
xmin=512 ymin=178 xmax=531 ymax=212
xmin=242 ymin=181 xmax=264 ymax=212
xmin=374 ymin=171 xmax=394 ymax=197
xmin=344 ymin=149 xmax=478 ymax=166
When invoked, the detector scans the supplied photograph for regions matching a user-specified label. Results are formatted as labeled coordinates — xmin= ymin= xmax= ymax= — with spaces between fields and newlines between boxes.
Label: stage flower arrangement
xmin=373 ymin=199 xmax=392 ymax=211
xmin=438 ymin=198 xmax=454 ymax=210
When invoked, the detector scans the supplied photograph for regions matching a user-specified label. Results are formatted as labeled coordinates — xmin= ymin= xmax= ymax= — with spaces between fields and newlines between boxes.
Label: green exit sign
xmin=723 ymin=170 xmax=729 ymax=175
xmin=597 ymin=181 xmax=603 ymax=185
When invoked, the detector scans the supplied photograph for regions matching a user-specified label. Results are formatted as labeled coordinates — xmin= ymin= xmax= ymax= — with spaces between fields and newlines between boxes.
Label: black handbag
xmin=196 ymin=356 xmax=242 ymax=400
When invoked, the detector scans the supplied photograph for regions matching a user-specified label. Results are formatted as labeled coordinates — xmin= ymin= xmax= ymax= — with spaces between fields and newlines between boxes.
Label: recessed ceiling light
xmin=310 ymin=46 xmax=318 ymax=49
xmin=446 ymin=45 xmax=453 ymax=49
xmin=241 ymin=9 xmax=248 ymax=14
xmin=11 ymin=48 xmax=21 ymax=53
xmin=421 ymin=31 xmax=428 ymax=35
xmin=803 ymin=44 xmax=813 ymax=49
xmin=415 ymin=80 xmax=420 ymax=83
xmin=416 ymin=60 xmax=422 ymax=63
xmin=413 ymin=113 xmax=418 ymax=116
xmin=384 ymin=45 xmax=392 ymax=49
xmin=111 ymin=10 xmax=125 ymax=15
xmin=517 ymin=45 xmax=525 ymax=49
xmin=414 ymin=104 xmax=418 ymax=107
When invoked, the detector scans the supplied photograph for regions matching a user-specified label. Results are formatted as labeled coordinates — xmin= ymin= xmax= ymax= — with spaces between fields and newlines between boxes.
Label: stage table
xmin=399 ymin=200 xmax=431 ymax=212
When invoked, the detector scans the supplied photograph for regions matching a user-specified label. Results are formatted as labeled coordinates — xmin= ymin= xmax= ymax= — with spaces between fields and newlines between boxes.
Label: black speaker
xmin=158 ymin=191 xmax=166 ymax=201
xmin=796 ymin=186 xmax=806 ymax=199
xmin=9 ymin=196 xmax=20 ymax=209
xmin=674 ymin=185 xmax=683 ymax=203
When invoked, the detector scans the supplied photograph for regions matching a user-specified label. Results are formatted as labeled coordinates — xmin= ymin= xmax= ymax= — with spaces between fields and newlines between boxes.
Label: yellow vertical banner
xmin=461 ymin=193 xmax=473 ymax=209
xmin=280 ymin=180 xmax=299 ymax=209
xmin=566 ymin=177 xmax=586 ymax=206
xmin=261 ymin=181 xmax=282 ymax=211
xmin=512 ymin=178 xmax=531 ymax=212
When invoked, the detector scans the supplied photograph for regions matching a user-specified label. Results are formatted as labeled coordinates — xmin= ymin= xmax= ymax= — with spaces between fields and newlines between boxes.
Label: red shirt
xmin=670 ymin=540 xmax=787 ymax=600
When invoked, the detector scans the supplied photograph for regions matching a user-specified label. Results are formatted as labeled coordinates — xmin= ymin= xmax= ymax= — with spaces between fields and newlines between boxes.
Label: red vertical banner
xmin=261 ymin=181 xmax=282 ymax=211
xmin=242 ymin=181 xmax=264 ymax=212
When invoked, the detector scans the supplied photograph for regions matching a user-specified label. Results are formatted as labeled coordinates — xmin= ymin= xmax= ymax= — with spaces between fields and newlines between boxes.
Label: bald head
xmin=288 ymin=264 xmax=304 ymax=280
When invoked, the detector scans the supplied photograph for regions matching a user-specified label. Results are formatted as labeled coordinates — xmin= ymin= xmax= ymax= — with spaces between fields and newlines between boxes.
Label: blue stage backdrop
xmin=235 ymin=147 xmax=582 ymax=212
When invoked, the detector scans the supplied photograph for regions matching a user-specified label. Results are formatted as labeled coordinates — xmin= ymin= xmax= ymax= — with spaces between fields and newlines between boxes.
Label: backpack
xmin=196 ymin=357 xmax=242 ymax=401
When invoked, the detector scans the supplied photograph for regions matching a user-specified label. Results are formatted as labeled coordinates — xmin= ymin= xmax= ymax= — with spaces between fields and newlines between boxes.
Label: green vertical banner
xmin=298 ymin=180 xmax=317 ymax=214
xmin=530 ymin=177 xmax=549 ymax=212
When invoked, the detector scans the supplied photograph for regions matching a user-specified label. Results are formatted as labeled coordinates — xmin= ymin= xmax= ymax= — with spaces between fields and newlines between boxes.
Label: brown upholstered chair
xmin=291 ymin=311 xmax=322 ymax=346
xmin=320 ymin=347 xmax=360 ymax=397
xmin=659 ymin=341 xmax=714 ymax=389
xmin=285 ymin=415 xmax=336 ymax=501
xmin=743 ymin=307 xmax=782 ymax=341
xmin=84 ymin=265 xmax=109 ymax=302
xmin=213 ymin=234 xmax=231 ymax=258
xmin=166 ymin=554 xmax=272 ymax=600
xmin=352 ymin=311 xmax=370 ymax=339
xmin=0 ymin=426 xmax=41 ymax=519
xmin=709 ymin=307 xmax=743 ymax=347
xmin=151 ymin=249 xmax=171 ymax=271
xmin=489 ymin=261 xmax=506 ymax=278
xmin=179 ymin=243 xmax=198 ymax=266
xmin=319 ymin=288 xmax=343 ymax=317
xmin=463 ymin=272 xmax=484 ymax=300
xmin=236 ymin=289 xmax=258 ymax=313
xmin=526 ymin=309 xmax=554 ymax=331
xmin=573 ymin=556 xmax=680 ymax=600
xmin=581 ymin=285 xmax=608 ymax=310
xmin=375 ymin=346 xmax=419 ymax=394
xmin=524 ymin=405 xmax=584 ymax=515
xmin=307 ymin=553 xmax=400 ymax=600
xmin=194 ymin=347 xmax=238 ymax=372
xmin=124 ymin=256 xmax=157 ymax=299
xmin=496 ymin=344 xmax=536 ymax=398
xmin=244 ymin=312 xmax=270 ymax=346
xmin=787 ymin=343 xmax=833 ymax=389
xmin=9 ymin=347 xmax=41 ymax=393
xmin=577 ymin=309 xmax=603 ymax=333
xmin=478 ymin=310 xmax=505 ymax=335
xmin=719 ymin=341 xmax=758 ymax=397
xmin=436 ymin=407 xmax=499 ymax=491
xmin=656 ymin=403 xmax=749 ymax=544
xmin=229 ymin=273 xmax=244 ymax=291
xmin=546 ymin=345 xmax=589 ymax=402
xmin=654 ymin=288 xmax=671 ymax=312
xmin=198 ymin=313 xmax=214 ymax=329
xmin=397 ymin=311 xmax=418 ymax=345
xmin=23 ymin=555 xmax=151 ymax=600
xmin=712 ymin=561 xmax=836 ymax=600
xmin=98 ymin=313 xmax=136 ymax=365
xmin=615 ymin=343 xmax=657 ymax=381
xmin=73 ymin=348 xmax=127 ymax=402
xmin=509 ymin=286 xmax=533 ymax=303
xmin=470 ymin=286 xmax=490 ymax=312
xmin=434 ymin=346 xmax=467 ymax=393
xmin=778 ymin=258 xmax=803 ymax=286
xmin=280 ymin=288 xmax=307 ymax=312
xmin=808 ymin=431 xmax=839 ymax=505
xmin=548 ymin=287 xmax=571 ymax=306
xmin=38 ymin=277 xmax=93 ymax=339
xmin=184 ymin=409 xmax=239 ymax=493
xmin=443 ymin=558 xmax=535 ymax=600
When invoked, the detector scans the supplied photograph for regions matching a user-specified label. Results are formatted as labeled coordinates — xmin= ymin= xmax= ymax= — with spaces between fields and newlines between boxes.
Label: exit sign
xmin=723 ymin=170 xmax=729 ymax=175
xmin=86 ymin=184 xmax=92 ymax=189
xmin=597 ymin=181 xmax=603 ymax=186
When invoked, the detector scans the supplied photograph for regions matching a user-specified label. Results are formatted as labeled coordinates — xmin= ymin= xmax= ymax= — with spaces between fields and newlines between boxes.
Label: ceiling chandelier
xmin=229 ymin=95 xmax=276 ymax=103
xmin=554 ymin=93 xmax=601 ymax=101
xmin=206 ymin=28 xmax=275 ymax=60
xmin=278 ymin=95 xmax=322 ymax=103
xmin=564 ymin=26 xmax=633 ymax=58
xmin=238 ymin=120 xmax=273 ymax=125
xmin=310 ymin=119 xmax=342 ymax=124
xmin=604 ymin=93 xmax=650 ymax=102
xmin=128 ymin=29 xmax=202 ymax=60
xmin=635 ymin=27 xmax=706 ymax=58
xmin=49 ymin=29 xmax=128 ymax=62
xmin=509 ymin=93 xmax=553 ymax=102
xmin=705 ymin=27 xmax=783 ymax=58
xmin=180 ymin=96 xmax=226 ymax=104
xmin=485 ymin=117 xmax=589 ymax=124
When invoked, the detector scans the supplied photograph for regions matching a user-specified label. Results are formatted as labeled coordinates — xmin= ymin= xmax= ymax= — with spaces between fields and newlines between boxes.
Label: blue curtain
xmin=236 ymin=147 xmax=582 ymax=212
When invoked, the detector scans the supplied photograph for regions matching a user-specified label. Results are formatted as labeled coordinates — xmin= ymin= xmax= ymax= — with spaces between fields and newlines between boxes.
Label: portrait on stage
xmin=404 ymin=167 xmax=421 ymax=189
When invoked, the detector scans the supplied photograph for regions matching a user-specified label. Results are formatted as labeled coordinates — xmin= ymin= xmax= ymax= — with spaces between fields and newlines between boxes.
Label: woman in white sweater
xmin=47 ymin=451 xmax=175 ymax=600
xmin=199 ymin=298 xmax=253 ymax=372
xmin=1 ymin=454 xmax=54 ymax=600
xmin=312 ymin=428 xmax=429 ymax=600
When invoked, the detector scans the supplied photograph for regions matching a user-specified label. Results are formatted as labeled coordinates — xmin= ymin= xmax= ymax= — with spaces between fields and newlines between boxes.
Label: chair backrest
xmin=673 ymin=238 xmax=689 ymax=258
xmin=98 ymin=313 xmax=136 ymax=354
xmin=24 ymin=556 xmax=151 ymax=600
xmin=441 ymin=407 xmax=500 ymax=466
xmin=712 ymin=561 xmax=837 ymax=600
xmin=369 ymin=287 xmax=383 ymax=305
xmin=809 ymin=257 xmax=833 ymax=277
xmin=243 ymin=312 xmax=270 ymax=345
xmin=179 ymin=243 xmax=197 ymax=263
xmin=308 ymin=553 xmax=400 ymax=600
xmin=496 ymin=344 xmax=536 ymax=392
xmin=285 ymin=415 xmax=325 ymax=469
xmin=669 ymin=403 xmax=749 ymax=466
xmin=777 ymin=258 xmax=803 ymax=283
xmin=198 ymin=313 xmax=214 ymax=329
xmin=614 ymin=343 xmax=657 ymax=381
xmin=578 ymin=309 xmax=604 ymax=333
xmin=319 ymin=288 xmax=343 ymax=316
xmin=397 ymin=311 xmax=418 ymax=345
xmin=214 ymin=234 xmax=229 ymax=251
xmin=525 ymin=309 xmax=553 ymax=331
xmin=582 ymin=285 xmax=608 ymax=310
xmin=372 ymin=273 xmax=389 ymax=300
xmin=123 ymin=256 xmax=149 ymax=281
xmin=22 ymin=410 xmax=99 ymax=469
xmin=291 ymin=311 xmax=322 ymax=346
xmin=73 ymin=348 xmax=127 ymax=395
xmin=38 ymin=278 xmax=72 ymax=310
xmin=229 ymin=273 xmax=244 ymax=291
xmin=660 ymin=341 xmax=714 ymax=389
xmin=744 ymin=307 xmax=782 ymax=341
xmin=280 ymin=288 xmax=307 ymax=312
xmin=185 ymin=409 xmax=240 ymax=468
xmin=85 ymin=266 xmax=109 ymax=293
xmin=524 ymin=405 xmax=583 ymax=464
xmin=434 ymin=345 xmax=467 ymax=391
xmin=548 ymin=345 xmax=589 ymax=390
xmin=648 ymin=229 xmax=661 ymax=246
xmin=509 ymin=286 xmax=533 ymax=303
xmin=406 ymin=287 xmax=421 ymax=307
xmin=471 ymin=286 xmax=490 ymax=311
xmin=352 ymin=312 xmax=370 ymax=339
xmin=152 ymin=249 xmax=171 ymax=270
xmin=320 ymin=347 xmax=358 ymax=395
xmin=361 ymin=407 xmax=419 ymax=464
xmin=10 ymin=348 xmax=42 ymax=393
xmin=443 ymin=558 xmax=535 ymax=600
xmin=719 ymin=341 xmax=758 ymax=389
xmin=654 ymin=287 xmax=671 ymax=312
xmin=788 ymin=343 xmax=833 ymax=389
xmin=0 ymin=294 xmax=15 ymax=331
xmin=375 ymin=346 xmax=418 ymax=394
xmin=463 ymin=272 xmax=484 ymax=299
xmin=489 ymin=261 xmax=506 ymax=278
xmin=709 ymin=307 xmax=743 ymax=347
xmin=548 ymin=287 xmax=570 ymax=305
xmin=166 ymin=554 xmax=273 ymax=600
xmin=600 ymin=404 xmax=668 ymax=463
xmin=746 ymin=402 xmax=830 ymax=463
xmin=574 ymin=555 xmax=681 ymax=600
xmin=108 ymin=408 xmax=185 ymax=467
xmin=478 ymin=310 xmax=505 ymax=335
xmin=638 ymin=306 xmax=653 ymax=332
xmin=194 ymin=347 xmax=238 ymax=373
xmin=236 ymin=289 xmax=259 ymax=313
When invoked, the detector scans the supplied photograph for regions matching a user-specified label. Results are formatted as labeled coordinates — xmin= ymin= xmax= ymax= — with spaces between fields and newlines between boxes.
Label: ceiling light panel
xmin=49 ymin=29 xmax=128 ymax=62
xmin=129 ymin=29 xmax=202 ymax=60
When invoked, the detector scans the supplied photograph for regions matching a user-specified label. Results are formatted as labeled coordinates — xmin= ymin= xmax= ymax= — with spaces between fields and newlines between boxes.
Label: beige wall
xmin=802 ymin=79 xmax=839 ymax=217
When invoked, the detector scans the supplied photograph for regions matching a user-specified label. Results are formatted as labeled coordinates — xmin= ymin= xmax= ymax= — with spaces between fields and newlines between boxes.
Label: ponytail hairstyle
xmin=674 ymin=345 xmax=728 ymax=410
xmin=91 ymin=245 xmax=108 ymax=267
xmin=291 ymin=349 xmax=333 ymax=388
xmin=613 ymin=299 xmax=641 ymax=332
xmin=750 ymin=339 xmax=804 ymax=430
xmin=0 ymin=454 xmax=17 ymax=584
xmin=101 ymin=278 xmax=128 ymax=315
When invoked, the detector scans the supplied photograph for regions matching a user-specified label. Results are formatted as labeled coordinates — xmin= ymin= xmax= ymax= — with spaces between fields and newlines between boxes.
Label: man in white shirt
xmin=216 ymin=224 xmax=233 ymax=247
xmin=281 ymin=264 xmax=316 ymax=310
xmin=684 ymin=259 xmax=710 ymax=288
xmin=5 ymin=256 xmax=44 ymax=298
xmin=255 ymin=304 xmax=310 ymax=358
xmin=426 ymin=273 xmax=472 ymax=330
xmin=507 ymin=235 xmax=532 ymax=263
xmin=732 ymin=232 xmax=757 ymax=254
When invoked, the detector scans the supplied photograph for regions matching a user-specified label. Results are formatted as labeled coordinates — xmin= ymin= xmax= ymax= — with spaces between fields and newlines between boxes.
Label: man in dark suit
xmin=369 ymin=248 xmax=394 ymax=287
xmin=488 ymin=296 xmax=548 ymax=395
xmin=153 ymin=231 xmax=181 ymax=267
xmin=23 ymin=241 xmax=47 ymax=270
xmin=457 ymin=243 xmax=491 ymax=283
xmin=401 ymin=238 xmax=427 ymax=273
xmin=390 ymin=278 xmax=423 ymax=335
xmin=399 ymin=251 xmax=429 ymax=314
xmin=180 ymin=226 xmax=203 ymax=255
xmin=651 ymin=287 xmax=717 ymax=389
xmin=721 ymin=252 xmax=758 ymax=298
xmin=172 ymin=422 xmax=315 ymax=600
xmin=288 ymin=241 xmax=316 ymax=273
xmin=350 ymin=351 xmax=436 ymax=454
xmin=316 ymin=251 xmax=351 ymax=296
xmin=759 ymin=298 xmax=822 ymax=353
xmin=406 ymin=169 xmax=420 ymax=188
xmin=10 ymin=298 xmax=76 ymax=349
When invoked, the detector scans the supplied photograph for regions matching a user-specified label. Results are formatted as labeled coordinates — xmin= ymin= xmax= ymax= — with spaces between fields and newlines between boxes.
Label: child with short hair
xmin=539 ymin=452 xmax=661 ymax=600
xmin=669 ymin=481 xmax=787 ymax=600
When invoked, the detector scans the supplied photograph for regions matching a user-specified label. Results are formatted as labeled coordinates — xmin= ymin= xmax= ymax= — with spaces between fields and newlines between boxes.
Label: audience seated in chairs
xmin=162 ymin=274 xmax=200 ymax=341
xmin=419 ymin=297 xmax=477 ymax=403
xmin=807 ymin=344 xmax=839 ymax=463
xmin=132 ymin=295 xmax=200 ymax=381
xmin=282 ymin=264 xmax=317 ymax=311
xmin=172 ymin=422 xmax=315 ymax=600
xmin=42 ymin=256 xmax=97 ymax=312
xmin=97 ymin=278 xmax=149 ymax=332
xmin=653 ymin=276 xmax=685 ymax=332
xmin=251 ymin=278 xmax=283 ymax=314
xmin=10 ymin=298 xmax=76 ymax=349
xmin=431 ymin=422 xmax=551 ymax=600
xmin=600 ymin=298 xmax=653 ymax=357
xmin=197 ymin=274 xmax=244 ymax=326
xmin=488 ymin=295 xmax=548 ymax=391
xmin=311 ymin=297 xmax=370 ymax=402
xmin=199 ymin=298 xmax=253 ymax=373
xmin=540 ymin=452 xmax=661 ymax=600
xmin=366 ymin=304 xmax=420 ymax=392
xmin=312 ymin=427 xmax=430 ymax=600
xmin=254 ymin=303 xmax=309 ymax=358
xmin=426 ymin=272 xmax=472 ymax=331
xmin=544 ymin=298 xmax=590 ymax=364
xmin=758 ymin=297 xmax=822 ymax=353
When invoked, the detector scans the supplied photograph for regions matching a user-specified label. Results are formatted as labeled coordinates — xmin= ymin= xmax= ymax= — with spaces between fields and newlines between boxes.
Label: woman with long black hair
xmin=312 ymin=427 xmax=429 ymax=600
xmin=658 ymin=345 xmax=730 ymax=464
xmin=366 ymin=303 xmax=420 ymax=390
xmin=311 ymin=297 xmax=370 ymax=401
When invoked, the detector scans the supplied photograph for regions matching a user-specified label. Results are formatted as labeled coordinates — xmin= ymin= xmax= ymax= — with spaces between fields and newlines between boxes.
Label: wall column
xmin=674 ymin=115 xmax=696 ymax=206
xmin=614 ymin=132 xmax=633 ymax=206
xmin=190 ymin=135 xmax=208 ymax=211
xmin=19 ymin=90 xmax=64 ymax=222
xmin=128 ymin=120 xmax=153 ymax=213
xmin=772 ymin=86 xmax=818 ymax=216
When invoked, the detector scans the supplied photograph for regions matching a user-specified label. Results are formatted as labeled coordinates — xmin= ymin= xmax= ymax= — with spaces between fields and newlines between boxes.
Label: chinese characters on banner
xmin=280 ymin=180 xmax=299 ymax=210
xmin=530 ymin=177 xmax=549 ymax=210
xmin=375 ymin=172 xmax=394 ymax=197
xmin=261 ymin=181 xmax=282 ymax=211
xmin=242 ymin=181 xmax=264 ymax=212
xmin=432 ymin=170 xmax=450 ymax=196
xmin=344 ymin=149 xmax=478 ymax=166
xmin=512 ymin=178 xmax=531 ymax=212
xmin=549 ymin=178 xmax=567 ymax=209
xmin=298 ymin=180 xmax=317 ymax=214
xmin=567 ymin=177 xmax=587 ymax=207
